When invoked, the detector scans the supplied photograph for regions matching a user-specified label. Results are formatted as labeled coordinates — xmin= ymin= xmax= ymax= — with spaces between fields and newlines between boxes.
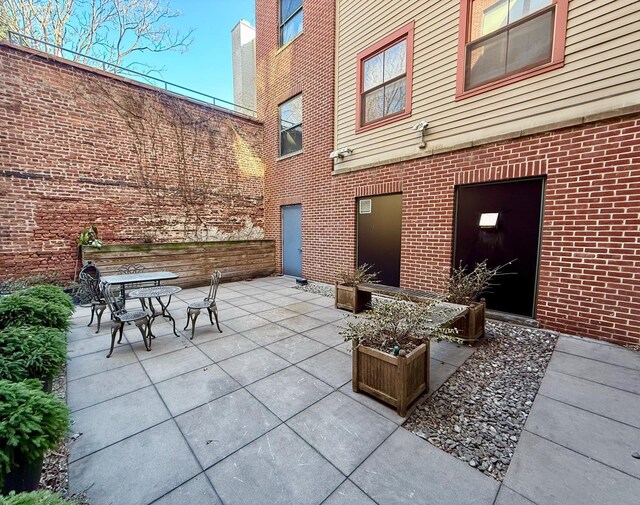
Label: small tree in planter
xmin=0 ymin=294 xmax=71 ymax=332
xmin=341 ymin=297 xmax=461 ymax=416
xmin=445 ymin=260 xmax=513 ymax=342
xmin=335 ymin=263 xmax=379 ymax=313
xmin=0 ymin=327 xmax=67 ymax=392
xmin=0 ymin=380 xmax=69 ymax=494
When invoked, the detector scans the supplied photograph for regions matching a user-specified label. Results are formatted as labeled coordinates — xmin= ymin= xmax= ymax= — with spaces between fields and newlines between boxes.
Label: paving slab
xmin=67 ymin=362 xmax=151 ymax=411
xmin=256 ymin=306 xmax=302 ymax=322
xmin=302 ymin=307 xmax=345 ymax=323
xmin=504 ymin=430 xmax=640 ymax=505
xmin=155 ymin=364 xmax=241 ymax=417
xmin=141 ymin=346 xmax=213 ymax=383
xmin=430 ymin=340 xmax=475 ymax=367
xmin=69 ymin=420 xmax=201 ymax=505
xmin=524 ymin=395 xmax=640 ymax=478
xmin=323 ymin=480 xmax=376 ymax=505
xmin=428 ymin=359 xmax=459 ymax=393
xmin=67 ymin=334 xmax=111 ymax=358
xmin=176 ymin=389 xmax=280 ymax=468
xmin=548 ymin=351 xmax=640 ymax=394
xmin=217 ymin=347 xmax=290 ymax=386
xmin=555 ymin=336 xmax=640 ymax=370
xmin=247 ymin=366 xmax=333 ymax=420
xmin=297 ymin=349 xmax=352 ymax=388
xmin=303 ymin=324 xmax=344 ymax=347
xmin=241 ymin=322 xmax=296 ymax=345
xmin=67 ymin=348 xmax=137 ymax=381
xmin=216 ymin=305 xmax=251 ymax=321
xmin=266 ymin=334 xmax=329 ymax=363
xmin=198 ymin=334 xmax=258 ymax=362
xmin=288 ymin=392 xmax=397 ymax=474
xmin=537 ymin=369 xmax=640 ymax=428
xmin=70 ymin=386 xmax=170 ymax=461
xmin=207 ymin=424 xmax=344 ymax=505
xmin=133 ymin=334 xmax=193 ymax=361
xmin=351 ymin=428 xmax=499 ymax=505
xmin=224 ymin=313 xmax=272 ymax=333
xmin=339 ymin=382 xmax=405 ymax=425
xmin=151 ymin=474 xmax=221 ymax=505
xmin=278 ymin=314 xmax=327 ymax=333
xmin=493 ymin=486 xmax=536 ymax=505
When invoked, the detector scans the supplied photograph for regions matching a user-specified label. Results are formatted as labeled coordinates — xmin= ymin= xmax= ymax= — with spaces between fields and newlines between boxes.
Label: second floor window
xmin=356 ymin=22 xmax=414 ymax=132
xmin=461 ymin=0 xmax=567 ymax=93
xmin=279 ymin=95 xmax=302 ymax=156
xmin=280 ymin=0 xmax=303 ymax=46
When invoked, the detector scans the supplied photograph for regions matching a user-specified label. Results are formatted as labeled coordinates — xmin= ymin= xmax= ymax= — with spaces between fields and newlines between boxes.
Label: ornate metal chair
xmin=101 ymin=281 xmax=151 ymax=358
xmin=79 ymin=262 xmax=107 ymax=334
xmin=184 ymin=271 xmax=222 ymax=340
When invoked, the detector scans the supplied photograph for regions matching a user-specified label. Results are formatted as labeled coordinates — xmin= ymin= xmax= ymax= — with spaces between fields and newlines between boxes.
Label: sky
xmin=136 ymin=0 xmax=256 ymax=106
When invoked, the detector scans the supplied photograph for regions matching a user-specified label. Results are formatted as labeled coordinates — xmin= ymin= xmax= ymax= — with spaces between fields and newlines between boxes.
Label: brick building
xmin=256 ymin=0 xmax=640 ymax=346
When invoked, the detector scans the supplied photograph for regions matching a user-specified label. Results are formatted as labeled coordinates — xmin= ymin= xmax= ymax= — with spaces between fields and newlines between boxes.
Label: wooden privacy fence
xmin=82 ymin=240 xmax=276 ymax=288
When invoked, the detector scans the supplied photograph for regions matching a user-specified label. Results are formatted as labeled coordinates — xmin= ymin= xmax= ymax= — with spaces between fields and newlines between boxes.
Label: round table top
xmin=128 ymin=285 xmax=182 ymax=298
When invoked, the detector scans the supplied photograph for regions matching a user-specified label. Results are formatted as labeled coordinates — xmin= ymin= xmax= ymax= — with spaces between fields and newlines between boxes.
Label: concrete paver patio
xmin=65 ymin=276 xmax=640 ymax=504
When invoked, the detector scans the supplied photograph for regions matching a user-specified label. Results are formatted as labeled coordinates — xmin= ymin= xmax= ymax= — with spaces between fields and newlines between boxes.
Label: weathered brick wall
xmin=256 ymin=3 xmax=640 ymax=345
xmin=0 ymin=44 xmax=265 ymax=282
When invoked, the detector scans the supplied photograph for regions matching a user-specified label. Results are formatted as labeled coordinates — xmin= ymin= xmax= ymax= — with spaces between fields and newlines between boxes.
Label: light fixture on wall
xmin=411 ymin=120 xmax=430 ymax=149
xmin=479 ymin=212 xmax=499 ymax=229
xmin=329 ymin=147 xmax=353 ymax=160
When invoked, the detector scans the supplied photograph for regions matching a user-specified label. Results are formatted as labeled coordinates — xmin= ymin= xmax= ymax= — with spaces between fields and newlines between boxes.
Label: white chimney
xmin=231 ymin=20 xmax=256 ymax=115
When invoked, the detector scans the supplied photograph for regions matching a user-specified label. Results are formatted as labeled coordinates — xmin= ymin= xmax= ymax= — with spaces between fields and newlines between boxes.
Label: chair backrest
xmin=205 ymin=271 xmax=222 ymax=302
xmin=117 ymin=263 xmax=145 ymax=275
xmin=100 ymin=281 xmax=124 ymax=318
xmin=79 ymin=261 xmax=101 ymax=281
xmin=79 ymin=262 xmax=102 ymax=301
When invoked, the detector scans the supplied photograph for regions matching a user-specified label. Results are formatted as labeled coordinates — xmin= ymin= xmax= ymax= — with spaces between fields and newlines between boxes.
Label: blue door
xmin=282 ymin=205 xmax=302 ymax=277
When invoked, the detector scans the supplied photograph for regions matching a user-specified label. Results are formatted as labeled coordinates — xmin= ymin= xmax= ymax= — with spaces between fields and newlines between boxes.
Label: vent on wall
xmin=359 ymin=199 xmax=372 ymax=214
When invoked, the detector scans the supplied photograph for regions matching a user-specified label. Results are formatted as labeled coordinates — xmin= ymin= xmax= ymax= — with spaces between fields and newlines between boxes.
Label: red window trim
xmin=355 ymin=21 xmax=415 ymax=134
xmin=455 ymin=0 xmax=569 ymax=100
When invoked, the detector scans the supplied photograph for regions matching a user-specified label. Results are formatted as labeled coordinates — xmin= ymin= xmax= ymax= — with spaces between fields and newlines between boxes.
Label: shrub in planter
xmin=18 ymin=286 xmax=74 ymax=315
xmin=0 ymin=380 xmax=69 ymax=494
xmin=341 ymin=297 xmax=461 ymax=416
xmin=0 ymin=490 xmax=75 ymax=505
xmin=335 ymin=263 xmax=379 ymax=313
xmin=0 ymin=295 xmax=70 ymax=332
xmin=0 ymin=327 xmax=67 ymax=389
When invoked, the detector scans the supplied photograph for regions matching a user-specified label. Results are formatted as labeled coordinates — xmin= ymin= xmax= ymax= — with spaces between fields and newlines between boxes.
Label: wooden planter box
xmin=449 ymin=300 xmax=486 ymax=342
xmin=335 ymin=283 xmax=371 ymax=313
xmin=352 ymin=339 xmax=430 ymax=417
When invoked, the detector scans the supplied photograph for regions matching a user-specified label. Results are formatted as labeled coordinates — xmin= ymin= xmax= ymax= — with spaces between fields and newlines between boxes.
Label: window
xmin=356 ymin=22 xmax=414 ymax=132
xmin=280 ymin=0 xmax=303 ymax=46
xmin=457 ymin=0 xmax=569 ymax=96
xmin=279 ymin=95 xmax=302 ymax=156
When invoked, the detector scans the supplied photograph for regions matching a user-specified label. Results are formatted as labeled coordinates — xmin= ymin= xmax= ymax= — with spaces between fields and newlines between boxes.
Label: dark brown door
xmin=357 ymin=194 xmax=402 ymax=287
xmin=453 ymin=178 xmax=544 ymax=317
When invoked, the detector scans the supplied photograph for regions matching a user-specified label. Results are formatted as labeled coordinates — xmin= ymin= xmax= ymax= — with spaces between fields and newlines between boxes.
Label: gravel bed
xmin=294 ymin=281 xmax=334 ymax=297
xmin=404 ymin=320 xmax=557 ymax=481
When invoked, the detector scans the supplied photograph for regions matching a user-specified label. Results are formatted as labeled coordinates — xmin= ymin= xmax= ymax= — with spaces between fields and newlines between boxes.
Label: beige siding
xmin=334 ymin=0 xmax=640 ymax=171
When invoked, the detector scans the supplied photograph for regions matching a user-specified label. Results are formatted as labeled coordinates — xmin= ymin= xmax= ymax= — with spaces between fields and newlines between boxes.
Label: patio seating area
xmin=65 ymin=276 xmax=640 ymax=505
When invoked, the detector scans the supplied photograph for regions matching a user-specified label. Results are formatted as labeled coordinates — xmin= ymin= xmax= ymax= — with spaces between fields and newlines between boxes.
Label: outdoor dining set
xmin=78 ymin=262 xmax=222 ymax=358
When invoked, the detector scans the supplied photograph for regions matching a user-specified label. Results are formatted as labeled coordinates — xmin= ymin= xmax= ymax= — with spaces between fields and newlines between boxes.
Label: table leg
xmin=156 ymin=295 xmax=180 ymax=337
xmin=146 ymin=297 xmax=157 ymax=339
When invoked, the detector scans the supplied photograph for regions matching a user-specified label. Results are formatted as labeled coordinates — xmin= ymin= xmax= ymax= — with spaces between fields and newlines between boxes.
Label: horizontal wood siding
xmin=82 ymin=241 xmax=276 ymax=287
xmin=335 ymin=0 xmax=640 ymax=170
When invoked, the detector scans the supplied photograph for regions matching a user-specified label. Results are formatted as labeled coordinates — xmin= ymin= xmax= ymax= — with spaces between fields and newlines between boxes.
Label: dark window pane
xmin=384 ymin=77 xmax=406 ymax=116
xmin=383 ymin=40 xmax=406 ymax=81
xmin=281 ymin=0 xmax=302 ymax=23
xmin=363 ymin=87 xmax=385 ymax=124
xmin=466 ymin=31 xmax=508 ymax=89
xmin=363 ymin=53 xmax=384 ymax=92
xmin=281 ymin=125 xmax=302 ymax=155
xmin=281 ymin=10 xmax=303 ymax=45
xmin=506 ymin=9 xmax=553 ymax=73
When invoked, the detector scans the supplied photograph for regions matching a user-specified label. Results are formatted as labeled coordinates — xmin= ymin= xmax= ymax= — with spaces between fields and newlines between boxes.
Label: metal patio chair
xmin=184 ymin=271 xmax=222 ymax=340
xmin=101 ymin=281 xmax=151 ymax=358
xmin=79 ymin=262 xmax=107 ymax=334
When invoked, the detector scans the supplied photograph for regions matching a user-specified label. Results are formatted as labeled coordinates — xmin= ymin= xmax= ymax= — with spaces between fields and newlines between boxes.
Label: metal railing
xmin=6 ymin=31 xmax=257 ymax=118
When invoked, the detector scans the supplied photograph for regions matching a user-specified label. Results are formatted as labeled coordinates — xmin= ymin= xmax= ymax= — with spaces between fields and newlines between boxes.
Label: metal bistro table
xmin=128 ymin=285 xmax=182 ymax=338
xmin=101 ymin=271 xmax=179 ymax=301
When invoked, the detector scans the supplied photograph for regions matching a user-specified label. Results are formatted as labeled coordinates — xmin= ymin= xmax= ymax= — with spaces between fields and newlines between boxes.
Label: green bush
xmin=0 ymin=491 xmax=75 ymax=505
xmin=0 ymin=327 xmax=67 ymax=383
xmin=0 ymin=295 xmax=70 ymax=332
xmin=0 ymin=380 xmax=69 ymax=488
xmin=0 ymin=275 xmax=61 ymax=296
xmin=18 ymin=286 xmax=74 ymax=315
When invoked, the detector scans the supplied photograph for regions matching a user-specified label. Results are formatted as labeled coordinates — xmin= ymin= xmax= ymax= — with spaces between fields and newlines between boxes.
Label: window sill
xmin=277 ymin=150 xmax=304 ymax=161
xmin=456 ymin=61 xmax=564 ymax=101
xmin=277 ymin=32 xmax=304 ymax=55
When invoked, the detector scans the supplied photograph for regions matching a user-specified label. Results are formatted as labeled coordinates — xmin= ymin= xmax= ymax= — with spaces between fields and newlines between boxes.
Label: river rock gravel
xmin=404 ymin=320 xmax=557 ymax=481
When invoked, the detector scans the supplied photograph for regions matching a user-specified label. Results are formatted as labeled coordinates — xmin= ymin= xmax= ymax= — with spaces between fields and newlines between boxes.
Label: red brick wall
xmin=0 ymin=44 xmax=264 ymax=283
xmin=256 ymin=3 xmax=639 ymax=346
